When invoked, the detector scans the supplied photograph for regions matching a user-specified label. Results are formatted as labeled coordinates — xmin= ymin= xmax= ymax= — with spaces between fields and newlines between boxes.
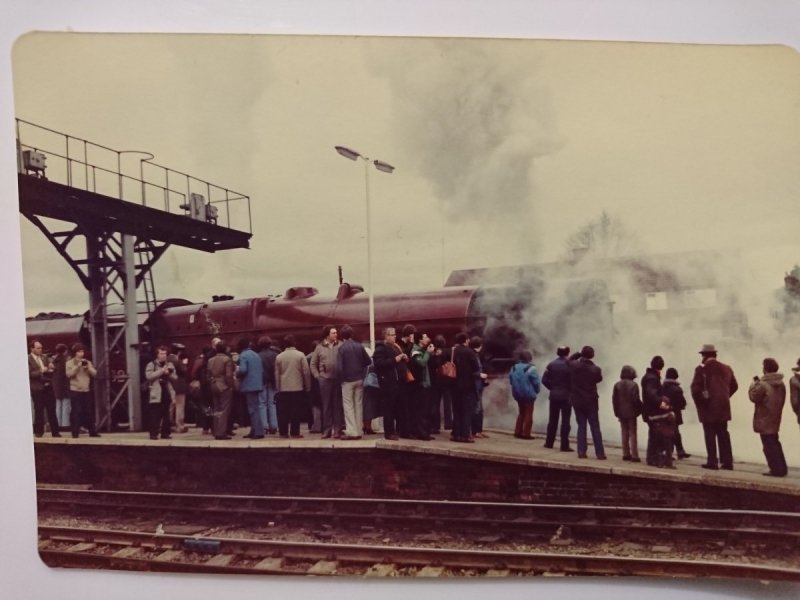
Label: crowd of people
xmin=175 ymin=324 xmax=491 ymax=444
xmin=27 ymin=331 xmax=800 ymax=478
xmin=532 ymin=343 xmax=799 ymax=477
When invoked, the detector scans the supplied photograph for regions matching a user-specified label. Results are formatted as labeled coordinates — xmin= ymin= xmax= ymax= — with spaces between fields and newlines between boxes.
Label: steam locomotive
xmin=26 ymin=278 xmax=613 ymax=428
xmin=25 ymin=282 xmax=531 ymax=379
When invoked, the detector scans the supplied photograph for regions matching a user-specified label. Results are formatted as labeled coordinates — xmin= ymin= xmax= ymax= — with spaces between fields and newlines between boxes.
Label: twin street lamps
xmin=334 ymin=145 xmax=395 ymax=352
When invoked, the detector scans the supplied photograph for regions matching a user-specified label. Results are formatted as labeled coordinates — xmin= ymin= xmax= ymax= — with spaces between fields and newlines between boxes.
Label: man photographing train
xmin=145 ymin=345 xmax=178 ymax=440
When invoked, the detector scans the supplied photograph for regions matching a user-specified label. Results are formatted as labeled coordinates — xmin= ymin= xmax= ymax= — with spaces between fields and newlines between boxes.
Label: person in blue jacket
xmin=509 ymin=350 xmax=541 ymax=440
xmin=236 ymin=337 xmax=266 ymax=439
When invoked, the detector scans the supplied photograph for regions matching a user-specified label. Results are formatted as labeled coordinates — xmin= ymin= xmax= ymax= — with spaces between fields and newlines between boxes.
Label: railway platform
xmin=32 ymin=427 xmax=800 ymax=505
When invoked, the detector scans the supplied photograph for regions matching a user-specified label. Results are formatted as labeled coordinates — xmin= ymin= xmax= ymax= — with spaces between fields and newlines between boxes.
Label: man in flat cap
xmin=690 ymin=344 xmax=738 ymax=470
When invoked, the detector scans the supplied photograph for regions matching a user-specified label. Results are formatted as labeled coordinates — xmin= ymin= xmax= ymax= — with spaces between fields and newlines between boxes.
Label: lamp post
xmin=115 ymin=149 xmax=154 ymax=431
xmin=334 ymin=145 xmax=395 ymax=352
xmin=117 ymin=149 xmax=155 ymax=204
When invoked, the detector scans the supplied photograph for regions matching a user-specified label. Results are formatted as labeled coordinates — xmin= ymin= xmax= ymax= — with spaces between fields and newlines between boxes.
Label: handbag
xmin=437 ymin=347 xmax=457 ymax=379
xmin=363 ymin=366 xmax=380 ymax=389
xmin=392 ymin=342 xmax=415 ymax=383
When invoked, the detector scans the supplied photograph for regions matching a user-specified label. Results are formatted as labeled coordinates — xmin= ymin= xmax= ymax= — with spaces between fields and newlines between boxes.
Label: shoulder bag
xmin=437 ymin=347 xmax=457 ymax=379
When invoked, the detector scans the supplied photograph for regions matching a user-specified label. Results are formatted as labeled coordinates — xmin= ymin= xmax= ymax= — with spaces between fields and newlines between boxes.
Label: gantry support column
xmin=122 ymin=234 xmax=142 ymax=431
xmin=86 ymin=231 xmax=111 ymax=430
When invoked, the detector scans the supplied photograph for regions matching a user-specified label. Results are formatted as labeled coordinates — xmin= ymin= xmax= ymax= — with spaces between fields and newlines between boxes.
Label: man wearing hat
xmin=689 ymin=344 xmax=739 ymax=470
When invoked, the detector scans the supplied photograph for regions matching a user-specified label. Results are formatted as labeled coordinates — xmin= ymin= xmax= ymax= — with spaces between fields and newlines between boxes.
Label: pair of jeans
xmin=56 ymin=397 xmax=71 ymax=428
xmin=702 ymin=421 xmax=733 ymax=467
xmin=573 ymin=405 xmax=605 ymax=457
xmin=260 ymin=384 xmax=278 ymax=431
xmin=245 ymin=390 xmax=266 ymax=436
xmin=545 ymin=398 xmax=572 ymax=449
xmin=341 ymin=380 xmax=364 ymax=437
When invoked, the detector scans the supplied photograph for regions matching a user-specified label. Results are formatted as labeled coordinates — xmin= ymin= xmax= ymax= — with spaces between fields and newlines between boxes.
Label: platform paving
xmin=33 ymin=426 xmax=800 ymax=497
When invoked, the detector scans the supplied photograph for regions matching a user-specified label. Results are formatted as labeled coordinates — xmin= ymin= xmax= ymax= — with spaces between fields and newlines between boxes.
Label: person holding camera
xmin=145 ymin=345 xmax=178 ymax=440
xmin=65 ymin=343 xmax=99 ymax=438
xmin=748 ymin=358 xmax=788 ymax=477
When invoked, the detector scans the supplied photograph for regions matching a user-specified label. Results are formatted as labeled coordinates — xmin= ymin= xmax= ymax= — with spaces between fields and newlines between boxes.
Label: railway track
xmin=37 ymin=524 xmax=800 ymax=580
xmin=37 ymin=487 xmax=800 ymax=550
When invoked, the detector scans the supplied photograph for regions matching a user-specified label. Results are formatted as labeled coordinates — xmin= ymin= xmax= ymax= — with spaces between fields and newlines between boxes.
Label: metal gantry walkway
xmin=17 ymin=119 xmax=253 ymax=431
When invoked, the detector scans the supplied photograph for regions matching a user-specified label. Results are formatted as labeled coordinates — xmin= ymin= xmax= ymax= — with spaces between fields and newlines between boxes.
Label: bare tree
xmin=562 ymin=211 xmax=643 ymax=263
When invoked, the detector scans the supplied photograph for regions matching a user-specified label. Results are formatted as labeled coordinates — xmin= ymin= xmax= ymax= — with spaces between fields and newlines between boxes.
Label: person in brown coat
xmin=206 ymin=342 xmax=235 ymax=440
xmin=748 ymin=358 xmax=788 ymax=477
xmin=690 ymin=344 xmax=738 ymax=470
xmin=612 ymin=365 xmax=642 ymax=462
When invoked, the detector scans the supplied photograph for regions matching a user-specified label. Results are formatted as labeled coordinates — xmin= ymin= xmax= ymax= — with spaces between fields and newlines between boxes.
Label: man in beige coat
xmin=65 ymin=343 xmax=99 ymax=438
xmin=310 ymin=325 xmax=342 ymax=438
xmin=145 ymin=345 xmax=178 ymax=440
xmin=275 ymin=335 xmax=311 ymax=438
xmin=748 ymin=358 xmax=788 ymax=477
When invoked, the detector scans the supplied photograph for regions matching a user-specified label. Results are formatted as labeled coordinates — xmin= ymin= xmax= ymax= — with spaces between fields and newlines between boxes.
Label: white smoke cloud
xmin=366 ymin=38 xmax=563 ymax=247
xmin=477 ymin=212 xmax=800 ymax=465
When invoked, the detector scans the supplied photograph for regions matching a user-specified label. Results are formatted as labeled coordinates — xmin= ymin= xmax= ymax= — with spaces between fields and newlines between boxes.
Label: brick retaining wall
xmin=33 ymin=445 xmax=799 ymax=511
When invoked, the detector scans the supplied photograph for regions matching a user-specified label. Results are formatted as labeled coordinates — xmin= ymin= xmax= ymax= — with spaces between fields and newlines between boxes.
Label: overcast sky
xmin=11 ymin=34 xmax=800 ymax=315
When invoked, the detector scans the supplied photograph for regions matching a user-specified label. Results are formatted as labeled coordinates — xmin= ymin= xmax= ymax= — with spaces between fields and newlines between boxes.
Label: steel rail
xmin=37 ymin=525 xmax=800 ymax=581
xmin=37 ymin=488 xmax=800 ymax=547
xmin=35 ymin=487 xmax=800 ymax=518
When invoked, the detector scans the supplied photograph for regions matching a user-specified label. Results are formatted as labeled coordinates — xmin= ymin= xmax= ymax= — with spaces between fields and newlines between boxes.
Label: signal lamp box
xmin=180 ymin=192 xmax=206 ymax=220
xmin=205 ymin=203 xmax=219 ymax=223
xmin=22 ymin=150 xmax=46 ymax=172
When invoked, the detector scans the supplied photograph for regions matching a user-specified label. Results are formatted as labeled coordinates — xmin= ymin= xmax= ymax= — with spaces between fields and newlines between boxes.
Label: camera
xmin=81 ymin=359 xmax=88 ymax=366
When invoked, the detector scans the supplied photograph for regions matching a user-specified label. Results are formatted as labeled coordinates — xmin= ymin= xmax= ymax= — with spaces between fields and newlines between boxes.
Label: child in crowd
xmin=660 ymin=367 xmax=691 ymax=460
xmin=612 ymin=365 xmax=642 ymax=462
